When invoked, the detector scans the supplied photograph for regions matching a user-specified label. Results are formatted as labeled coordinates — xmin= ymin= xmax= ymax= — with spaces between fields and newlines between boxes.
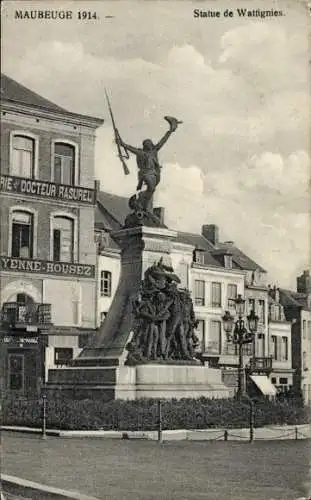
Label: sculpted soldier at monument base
xmin=126 ymin=259 xmax=200 ymax=365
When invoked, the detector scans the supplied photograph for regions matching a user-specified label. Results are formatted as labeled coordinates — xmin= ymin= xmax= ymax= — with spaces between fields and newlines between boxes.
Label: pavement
xmin=2 ymin=432 xmax=310 ymax=499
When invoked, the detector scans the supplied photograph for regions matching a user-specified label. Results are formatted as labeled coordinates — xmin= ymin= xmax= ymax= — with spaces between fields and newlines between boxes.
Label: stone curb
xmin=2 ymin=424 xmax=310 ymax=440
xmin=1 ymin=473 xmax=101 ymax=500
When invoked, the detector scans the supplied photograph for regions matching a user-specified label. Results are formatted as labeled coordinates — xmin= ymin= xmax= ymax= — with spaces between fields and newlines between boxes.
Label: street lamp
xmin=222 ymin=295 xmax=259 ymax=399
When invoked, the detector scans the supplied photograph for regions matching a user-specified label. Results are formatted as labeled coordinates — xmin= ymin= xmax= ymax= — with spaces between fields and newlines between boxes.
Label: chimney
xmin=297 ymin=270 xmax=311 ymax=294
xmin=202 ymin=224 xmax=219 ymax=246
xmin=153 ymin=207 xmax=165 ymax=225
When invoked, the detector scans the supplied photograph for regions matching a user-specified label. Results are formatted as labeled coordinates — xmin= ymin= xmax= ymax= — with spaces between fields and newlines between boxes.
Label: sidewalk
xmin=2 ymin=423 xmax=310 ymax=440
xmin=1 ymin=474 xmax=101 ymax=500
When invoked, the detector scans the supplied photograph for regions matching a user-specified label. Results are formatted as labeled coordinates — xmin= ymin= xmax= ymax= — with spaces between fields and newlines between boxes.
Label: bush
xmin=2 ymin=396 xmax=310 ymax=431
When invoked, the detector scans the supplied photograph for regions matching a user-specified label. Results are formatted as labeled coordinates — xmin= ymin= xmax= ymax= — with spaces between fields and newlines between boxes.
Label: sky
xmin=1 ymin=0 xmax=310 ymax=288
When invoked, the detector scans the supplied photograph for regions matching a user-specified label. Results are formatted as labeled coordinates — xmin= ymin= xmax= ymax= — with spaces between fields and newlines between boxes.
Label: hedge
xmin=2 ymin=397 xmax=310 ymax=431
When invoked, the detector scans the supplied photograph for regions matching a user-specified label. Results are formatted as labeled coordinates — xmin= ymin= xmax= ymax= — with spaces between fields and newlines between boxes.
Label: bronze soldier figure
xmin=116 ymin=116 xmax=181 ymax=213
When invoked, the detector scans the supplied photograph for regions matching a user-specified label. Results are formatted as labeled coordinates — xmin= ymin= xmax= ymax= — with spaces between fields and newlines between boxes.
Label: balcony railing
xmin=248 ymin=356 xmax=273 ymax=373
xmin=1 ymin=302 xmax=52 ymax=329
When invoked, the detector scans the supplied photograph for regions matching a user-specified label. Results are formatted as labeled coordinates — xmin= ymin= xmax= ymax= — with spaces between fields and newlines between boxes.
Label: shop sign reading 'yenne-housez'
xmin=0 ymin=174 xmax=96 ymax=204
xmin=1 ymin=256 xmax=95 ymax=278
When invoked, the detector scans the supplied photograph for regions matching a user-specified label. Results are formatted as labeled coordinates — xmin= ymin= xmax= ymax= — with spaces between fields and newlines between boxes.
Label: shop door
xmin=8 ymin=354 xmax=24 ymax=394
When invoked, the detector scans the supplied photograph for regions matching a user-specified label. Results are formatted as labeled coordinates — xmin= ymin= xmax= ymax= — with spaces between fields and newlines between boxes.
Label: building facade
xmin=268 ymin=288 xmax=293 ymax=392
xmin=278 ymin=270 xmax=311 ymax=403
xmin=0 ymin=74 xmax=103 ymax=395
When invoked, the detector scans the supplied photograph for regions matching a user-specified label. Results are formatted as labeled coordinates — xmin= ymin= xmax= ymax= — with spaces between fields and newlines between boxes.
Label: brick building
xmin=0 ymin=74 xmax=103 ymax=395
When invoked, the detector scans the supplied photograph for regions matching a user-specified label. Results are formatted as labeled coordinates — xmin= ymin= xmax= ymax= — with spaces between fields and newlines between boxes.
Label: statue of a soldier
xmin=116 ymin=116 xmax=181 ymax=213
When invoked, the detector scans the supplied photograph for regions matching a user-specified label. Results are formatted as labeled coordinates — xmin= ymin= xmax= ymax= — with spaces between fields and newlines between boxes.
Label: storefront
xmin=0 ymin=294 xmax=51 ymax=396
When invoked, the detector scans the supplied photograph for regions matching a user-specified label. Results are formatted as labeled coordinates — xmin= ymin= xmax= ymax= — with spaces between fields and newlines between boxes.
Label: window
xmin=54 ymin=348 xmax=73 ymax=366
xmin=308 ymin=321 xmax=311 ymax=340
xmin=242 ymin=344 xmax=252 ymax=356
xmin=211 ymin=282 xmax=222 ymax=308
xmin=100 ymin=271 xmax=112 ymax=297
xmin=279 ymin=377 xmax=288 ymax=385
xmin=194 ymin=280 xmax=205 ymax=306
xmin=256 ymin=333 xmax=265 ymax=357
xmin=224 ymin=341 xmax=237 ymax=355
xmin=303 ymin=320 xmax=307 ymax=339
xmin=193 ymin=249 xmax=204 ymax=265
xmin=195 ymin=320 xmax=205 ymax=351
xmin=100 ymin=312 xmax=107 ymax=324
xmin=248 ymin=298 xmax=255 ymax=314
xmin=12 ymin=135 xmax=34 ymax=178
xmin=281 ymin=337 xmax=288 ymax=361
xmin=207 ymin=320 xmax=221 ymax=354
xmin=258 ymin=300 xmax=265 ymax=323
xmin=11 ymin=211 xmax=33 ymax=258
xmin=227 ymin=284 xmax=237 ymax=309
xmin=15 ymin=294 xmax=35 ymax=323
xmin=53 ymin=216 xmax=74 ymax=262
xmin=271 ymin=377 xmax=277 ymax=384
xmin=54 ymin=143 xmax=75 ymax=185
xmin=302 ymin=351 xmax=307 ymax=371
xmin=8 ymin=354 xmax=24 ymax=391
xmin=224 ymin=254 xmax=232 ymax=269
xmin=270 ymin=335 xmax=277 ymax=360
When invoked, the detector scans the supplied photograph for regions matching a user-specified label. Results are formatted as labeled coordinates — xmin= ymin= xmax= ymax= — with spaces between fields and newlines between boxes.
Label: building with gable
xmin=0 ymin=74 xmax=103 ymax=395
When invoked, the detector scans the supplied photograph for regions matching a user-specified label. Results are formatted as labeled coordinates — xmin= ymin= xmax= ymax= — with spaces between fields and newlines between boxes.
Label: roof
xmin=96 ymin=190 xmax=129 ymax=229
xmin=95 ymin=189 xmax=265 ymax=272
xmin=1 ymin=73 xmax=68 ymax=112
xmin=176 ymin=231 xmax=223 ymax=267
xmin=218 ymin=242 xmax=266 ymax=272
xmin=176 ymin=231 xmax=215 ymax=251
xmin=278 ymin=288 xmax=309 ymax=308
xmin=1 ymin=73 xmax=104 ymax=125
xmin=95 ymin=203 xmax=114 ymax=231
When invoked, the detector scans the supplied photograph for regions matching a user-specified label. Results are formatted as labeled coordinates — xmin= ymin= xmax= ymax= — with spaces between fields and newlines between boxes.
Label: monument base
xmin=47 ymin=364 xmax=230 ymax=400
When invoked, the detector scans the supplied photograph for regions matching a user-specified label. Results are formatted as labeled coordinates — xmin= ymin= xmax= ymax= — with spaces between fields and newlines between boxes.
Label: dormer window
xmin=224 ymin=254 xmax=232 ymax=269
xmin=193 ymin=248 xmax=204 ymax=264
xmin=54 ymin=142 xmax=75 ymax=185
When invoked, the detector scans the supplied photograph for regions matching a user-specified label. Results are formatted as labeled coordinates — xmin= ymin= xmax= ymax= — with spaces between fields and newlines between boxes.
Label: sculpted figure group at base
xmin=126 ymin=259 xmax=200 ymax=365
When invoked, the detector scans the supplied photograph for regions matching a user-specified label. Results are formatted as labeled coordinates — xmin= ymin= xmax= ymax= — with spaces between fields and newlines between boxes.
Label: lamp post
xmin=222 ymin=295 xmax=259 ymax=400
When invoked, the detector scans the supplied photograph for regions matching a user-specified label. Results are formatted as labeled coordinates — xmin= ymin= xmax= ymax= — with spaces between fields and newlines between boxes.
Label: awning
xmin=250 ymin=375 xmax=277 ymax=396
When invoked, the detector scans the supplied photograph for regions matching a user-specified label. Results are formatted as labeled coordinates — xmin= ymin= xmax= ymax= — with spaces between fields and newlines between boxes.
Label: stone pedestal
xmin=47 ymin=364 xmax=229 ymax=400
xmin=47 ymin=225 xmax=230 ymax=400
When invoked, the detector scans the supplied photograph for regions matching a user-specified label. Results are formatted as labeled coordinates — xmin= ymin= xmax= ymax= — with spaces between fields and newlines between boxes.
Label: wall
xmin=190 ymin=266 xmax=245 ymax=354
xmin=97 ymin=252 xmax=121 ymax=327
xmin=1 ymin=112 xmax=96 ymax=189
xmin=268 ymin=321 xmax=292 ymax=370
xmin=171 ymin=242 xmax=194 ymax=288
xmin=245 ymin=286 xmax=269 ymax=357
xmin=301 ymin=309 xmax=311 ymax=403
